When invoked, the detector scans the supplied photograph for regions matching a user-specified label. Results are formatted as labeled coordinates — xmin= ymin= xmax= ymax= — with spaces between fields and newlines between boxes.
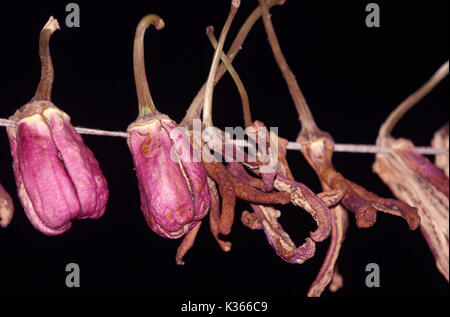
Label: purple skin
xmin=261 ymin=171 xmax=277 ymax=192
xmin=0 ymin=182 xmax=14 ymax=228
xmin=396 ymin=145 xmax=449 ymax=197
xmin=127 ymin=115 xmax=210 ymax=239
xmin=7 ymin=106 xmax=109 ymax=235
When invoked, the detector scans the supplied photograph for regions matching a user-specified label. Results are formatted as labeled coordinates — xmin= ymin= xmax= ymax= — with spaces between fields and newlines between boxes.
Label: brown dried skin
xmin=300 ymin=137 xmax=420 ymax=230
xmin=346 ymin=177 xmax=420 ymax=229
xmin=203 ymin=159 xmax=291 ymax=236
xmin=176 ymin=221 xmax=202 ymax=265
xmin=242 ymin=204 xmax=316 ymax=264
xmin=207 ymin=177 xmax=232 ymax=252
xmin=432 ymin=123 xmax=449 ymax=177
xmin=274 ymin=175 xmax=343 ymax=242
xmin=374 ymin=137 xmax=449 ymax=281
xmin=227 ymin=150 xmax=341 ymax=263
xmin=202 ymin=160 xmax=236 ymax=236
xmin=317 ymin=189 xmax=345 ymax=207
xmin=226 ymin=162 xmax=266 ymax=191
xmin=226 ymin=141 xmax=342 ymax=244
xmin=308 ymin=205 xmax=348 ymax=297
xmin=231 ymin=174 xmax=290 ymax=205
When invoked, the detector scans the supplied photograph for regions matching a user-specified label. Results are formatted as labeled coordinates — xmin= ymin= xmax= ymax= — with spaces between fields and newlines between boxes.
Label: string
xmin=1 ymin=118 xmax=448 ymax=155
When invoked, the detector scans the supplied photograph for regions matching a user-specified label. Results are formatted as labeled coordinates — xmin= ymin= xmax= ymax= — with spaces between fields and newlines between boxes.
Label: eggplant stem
xmin=206 ymin=26 xmax=252 ymax=128
xmin=33 ymin=17 xmax=60 ymax=101
xmin=257 ymin=0 xmax=324 ymax=142
xmin=378 ymin=61 xmax=449 ymax=140
xmin=133 ymin=14 xmax=165 ymax=118
xmin=203 ymin=0 xmax=240 ymax=127
xmin=181 ymin=0 xmax=285 ymax=128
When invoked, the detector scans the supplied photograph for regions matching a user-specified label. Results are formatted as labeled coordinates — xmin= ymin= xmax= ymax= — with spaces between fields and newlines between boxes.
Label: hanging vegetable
xmin=126 ymin=14 xmax=211 ymax=243
xmin=6 ymin=17 xmax=108 ymax=235
xmin=373 ymin=61 xmax=449 ymax=281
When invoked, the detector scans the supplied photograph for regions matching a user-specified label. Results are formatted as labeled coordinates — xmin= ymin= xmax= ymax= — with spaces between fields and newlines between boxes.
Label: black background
xmin=0 ymin=0 xmax=448 ymax=298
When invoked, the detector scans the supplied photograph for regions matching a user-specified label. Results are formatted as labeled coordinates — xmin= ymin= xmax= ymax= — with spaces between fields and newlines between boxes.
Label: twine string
xmin=1 ymin=118 xmax=448 ymax=155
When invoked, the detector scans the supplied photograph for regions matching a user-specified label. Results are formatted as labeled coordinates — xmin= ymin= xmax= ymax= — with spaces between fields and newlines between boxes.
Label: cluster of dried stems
xmin=176 ymin=0 xmax=448 ymax=296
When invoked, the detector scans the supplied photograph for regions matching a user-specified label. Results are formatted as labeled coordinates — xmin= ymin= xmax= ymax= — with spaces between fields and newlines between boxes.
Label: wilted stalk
xmin=377 ymin=62 xmax=449 ymax=141
xmin=181 ymin=0 xmax=286 ymax=128
xmin=206 ymin=26 xmax=252 ymax=128
xmin=203 ymin=0 xmax=240 ymax=128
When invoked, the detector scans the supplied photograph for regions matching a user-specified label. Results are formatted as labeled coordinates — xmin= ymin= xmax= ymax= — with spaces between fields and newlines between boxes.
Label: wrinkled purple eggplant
xmin=6 ymin=17 xmax=108 ymax=235
xmin=127 ymin=14 xmax=210 ymax=239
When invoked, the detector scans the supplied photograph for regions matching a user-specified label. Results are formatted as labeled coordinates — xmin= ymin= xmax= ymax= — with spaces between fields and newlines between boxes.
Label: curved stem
xmin=133 ymin=14 xmax=165 ymax=117
xmin=181 ymin=0 xmax=285 ymax=127
xmin=258 ymin=0 xmax=322 ymax=140
xmin=32 ymin=17 xmax=60 ymax=101
xmin=206 ymin=26 xmax=252 ymax=128
xmin=378 ymin=60 xmax=449 ymax=139
xmin=203 ymin=0 xmax=240 ymax=127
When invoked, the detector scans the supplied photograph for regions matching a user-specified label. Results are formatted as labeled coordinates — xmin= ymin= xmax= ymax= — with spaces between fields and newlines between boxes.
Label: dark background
xmin=0 ymin=0 xmax=448 ymax=298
